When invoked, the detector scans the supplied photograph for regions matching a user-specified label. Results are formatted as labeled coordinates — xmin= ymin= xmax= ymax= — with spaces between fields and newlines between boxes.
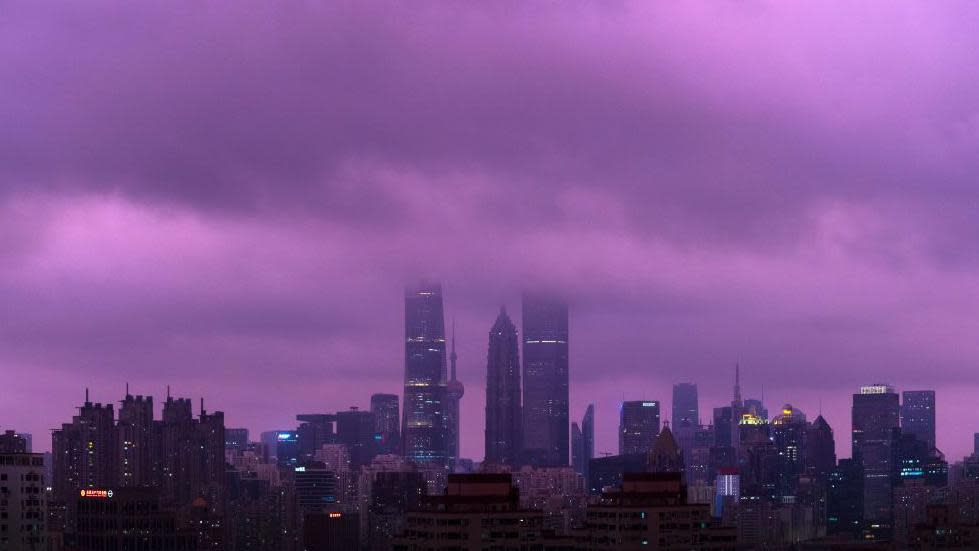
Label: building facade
xmin=402 ymin=283 xmax=449 ymax=466
xmin=901 ymin=390 xmax=936 ymax=450
xmin=521 ymin=294 xmax=569 ymax=467
xmin=484 ymin=307 xmax=522 ymax=465
xmin=619 ymin=400 xmax=661 ymax=456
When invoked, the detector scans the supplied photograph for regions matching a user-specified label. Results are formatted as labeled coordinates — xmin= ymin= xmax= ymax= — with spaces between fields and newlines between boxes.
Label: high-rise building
xmin=672 ymin=383 xmax=698 ymax=468
xmin=582 ymin=405 xmax=595 ymax=473
xmin=225 ymin=428 xmax=249 ymax=456
xmin=484 ymin=307 xmax=521 ymax=465
xmin=0 ymin=452 xmax=46 ymax=549
xmin=770 ymin=404 xmax=807 ymax=497
xmin=337 ymin=407 xmax=377 ymax=468
xmin=650 ymin=426 xmax=684 ymax=474
xmin=975 ymin=433 xmax=979 ymax=457
xmin=296 ymin=414 xmax=336 ymax=460
xmin=713 ymin=406 xmax=734 ymax=453
xmin=295 ymin=461 xmax=340 ymax=513
xmin=672 ymin=383 xmax=699 ymax=429
xmin=806 ymin=415 xmax=836 ymax=479
xmin=117 ymin=391 xmax=155 ymax=487
xmin=445 ymin=323 xmax=465 ymax=467
xmin=852 ymin=384 xmax=900 ymax=525
xmin=902 ymin=390 xmax=936 ymax=450
xmin=521 ymin=294 xmax=569 ymax=466
xmin=402 ymin=283 xmax=449 ymax=466
xmin=573 ymin=405 xmax=595 ymax=482
xmin=371 ymin=394 xmax=401 ymax=456
xmin=619 ymin=400 xmax=661 ymax=456
xmin=827 ymin=458 xmax=864 ymax=537
xmin=0 ymin=430 xmax=28 ymax=453
xmin=51 ymin=392 xmax=117 ymax=503
xmin=158 ymin=395 xmax=226 ymax=510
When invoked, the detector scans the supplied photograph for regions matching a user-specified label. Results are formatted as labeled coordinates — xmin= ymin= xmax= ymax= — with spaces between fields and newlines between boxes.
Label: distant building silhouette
xmin=672 ymin=383 xmax=699 ymax=430
xmin=572 ymin=404 xmax=596 ymax=483
xmin=337 ymin=407 xmax=377 ymax=468
xmin=371 ymin=394 xmax=401 ymax=456
xmin=806 ymin=414 xmax=836 ymax=479
xmin=902 ymin=390 xmax=936 ymax=450
xmin=521 ymin=293 xmax=569 ymax=466
xmin=619 ymin=400 xmax=661 ymax=456
xmin=484 ymin=307 xmax=522 ymax=465
xmin=649 ymin=425 xmax=684 ymax=474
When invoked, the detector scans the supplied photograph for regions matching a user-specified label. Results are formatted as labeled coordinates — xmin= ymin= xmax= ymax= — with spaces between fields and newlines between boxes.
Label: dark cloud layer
xmin=2 ymin=1 xmax=979 ymax=459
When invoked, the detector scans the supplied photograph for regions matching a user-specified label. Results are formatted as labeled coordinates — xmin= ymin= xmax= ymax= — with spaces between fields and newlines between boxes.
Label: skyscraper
xmin=445 ymin=322 xmax=465 ymax=466
xmin=51 ymin=391 xmax=117 ymax=503
xmin=852 ymin=384 xmax=900 ymax=524
xmin=770 ymin=404 xmax=807 ymax=496
xmin=371 ymin=394 xmax=401 ymax=456
xmin=117 ymin=390 xmax=155 ymax=487
xmin=582 ymin=404 xmax=595 ymax=468
xmin=572 ymin=404 xmax=595 ymax=481
xmin=337 ymin=407 xmax=377 ymax=468
xmin=484 ymin=307 xmax=522 ymax=465
xmin=901 ymin=390 xmax=936 ymax=450
xmin=619 ymin=400 xmax=661 ymax=456
xmin=521 ymin=294 xmax=569 ymax=466
xmin=671 ymin=383 xmax=699 ymax=429
xmin=402 ymin=283 xmax=449 ymax=466
xmin=672 ymin=383 xmax=698 ymax=470
xmin=806 ymin=415 xmax=836 ymax=479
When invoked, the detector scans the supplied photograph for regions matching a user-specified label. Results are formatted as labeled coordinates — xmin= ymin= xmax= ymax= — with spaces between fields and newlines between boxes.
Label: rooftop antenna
xmin=733 ymin=363 xmax=742 ymax=404
xmin=450 ymin=317 xmax=458 ymax=381
xmin=200 ymin=397 xmax=204 ymax=414
xmin=85 ymin=387 xmax=90 ymax=403
xmin=126 ymin=382 xmax=130 ymax=396
xmin=167 ymin=385 xmax=171 ymax=400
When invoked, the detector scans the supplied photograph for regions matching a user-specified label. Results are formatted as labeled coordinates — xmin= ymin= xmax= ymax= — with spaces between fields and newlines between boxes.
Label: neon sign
xmin=80 ymin=489 xmax=113 ymax=498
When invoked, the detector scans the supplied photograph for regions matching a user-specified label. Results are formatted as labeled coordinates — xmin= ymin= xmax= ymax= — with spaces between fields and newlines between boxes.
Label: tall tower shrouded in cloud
xmin=521 ymin=293 xmax=569 ymax=466
xmin=484 ymin=307 xmax=521 ymax=465
xmin=445 ymin=322 xmax=465 ymax=466
xmin=402 ymin=283 xmax=449 ymax=466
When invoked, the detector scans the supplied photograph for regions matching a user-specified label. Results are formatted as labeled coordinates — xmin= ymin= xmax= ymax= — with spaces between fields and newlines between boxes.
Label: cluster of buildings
xmin=0 ymin=282 xmax=978 ymax=549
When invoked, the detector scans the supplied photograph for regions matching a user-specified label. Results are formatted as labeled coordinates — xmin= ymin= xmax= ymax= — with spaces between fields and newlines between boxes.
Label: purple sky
xmin=2 ymin=2 xmax=979 ymax=460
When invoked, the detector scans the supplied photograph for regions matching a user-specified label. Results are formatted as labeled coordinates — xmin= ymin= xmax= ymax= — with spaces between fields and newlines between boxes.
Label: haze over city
xmin=3 ymin=0 xmax=979 ymax=465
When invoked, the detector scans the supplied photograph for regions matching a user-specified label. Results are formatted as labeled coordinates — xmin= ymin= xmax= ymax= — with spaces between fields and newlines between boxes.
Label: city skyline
xmin=4 ymin=1 xmax=979 ymax=468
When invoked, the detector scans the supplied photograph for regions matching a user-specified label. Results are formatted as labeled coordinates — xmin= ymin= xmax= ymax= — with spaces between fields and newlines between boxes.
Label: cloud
xmin=1 ymin=1 xmax=978 ymax=459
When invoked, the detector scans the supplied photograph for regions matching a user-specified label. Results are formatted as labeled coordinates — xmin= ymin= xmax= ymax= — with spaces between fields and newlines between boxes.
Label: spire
xmin=126 ymin=382 xmax=130 ymax=397
xmin=167 ymin=385 xmax=171 ymax=400
xmin=450 ymin=318 xmax=458 ymax=382
xmin=85 ymin=387 xmax=90 ymax=404
xmin=733 ymin=363 xmax=742 ymax=404
xmin=200 ymin=397 xmax=205 ymax=415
